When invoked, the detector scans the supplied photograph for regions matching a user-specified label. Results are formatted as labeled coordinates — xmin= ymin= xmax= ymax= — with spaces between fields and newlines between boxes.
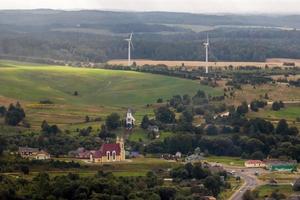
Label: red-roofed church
xmin=89 ymin=137 xmax=126 ymax=163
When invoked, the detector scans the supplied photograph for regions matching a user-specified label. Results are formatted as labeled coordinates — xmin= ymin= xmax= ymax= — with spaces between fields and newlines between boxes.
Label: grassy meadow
xmin=0 ymin=60 xmax=221 ymax=130
xmin=204 ymin=156 xmax=246 ymax=167
xmin=248 ymin=105 xmax=300 ymax=121
xmin=248 ymin=104 xmax=300 ymax=130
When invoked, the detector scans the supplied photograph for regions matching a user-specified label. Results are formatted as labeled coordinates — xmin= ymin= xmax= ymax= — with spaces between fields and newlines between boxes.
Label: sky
xmin=0 ymin=0 xmax=299 ymax=14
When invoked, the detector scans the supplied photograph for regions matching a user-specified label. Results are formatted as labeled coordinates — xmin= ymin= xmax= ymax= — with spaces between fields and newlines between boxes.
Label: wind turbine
xmin=203 ymin=34 xmax=209 ymax=74
xmin=125 ymin=32 xmax=134 ymax=66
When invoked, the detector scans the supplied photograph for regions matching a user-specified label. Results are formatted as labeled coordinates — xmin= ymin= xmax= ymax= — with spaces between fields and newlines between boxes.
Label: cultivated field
xmin=107 ymin=58 xmax=300 ymax=69
xmin=227 ymin=84 xmax=300 ymax=106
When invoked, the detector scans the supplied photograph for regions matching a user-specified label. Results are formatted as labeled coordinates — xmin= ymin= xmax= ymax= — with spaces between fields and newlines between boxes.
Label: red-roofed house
xmin=89 ymin=137 xmax=125 ymax=163
xmin=245 ymin=160 xmax=266 ymax=168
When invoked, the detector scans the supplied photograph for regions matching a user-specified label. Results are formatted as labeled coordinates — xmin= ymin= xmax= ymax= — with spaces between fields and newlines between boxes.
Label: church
xmin=89 ymin=137 xmax=126 ymax=163
xmin=125 ymin=108 xmax=135 ymax=129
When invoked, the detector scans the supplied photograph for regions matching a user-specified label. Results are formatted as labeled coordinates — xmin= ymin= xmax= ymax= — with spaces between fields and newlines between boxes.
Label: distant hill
xmin=0 ymin=10 xmax=300 ymax=62
xmin=1 ymin=10 xmax=300 ymax=29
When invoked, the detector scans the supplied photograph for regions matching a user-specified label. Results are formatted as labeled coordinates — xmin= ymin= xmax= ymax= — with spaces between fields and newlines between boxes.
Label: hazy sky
xmin=0 ymin=0 xmax=299 ymax=14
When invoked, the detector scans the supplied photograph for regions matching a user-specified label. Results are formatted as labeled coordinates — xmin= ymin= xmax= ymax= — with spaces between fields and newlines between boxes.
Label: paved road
xmin=229 ymin=170 xmax=258 ymax=200
xmin=223 ymin=167 xmax=266 ymax=200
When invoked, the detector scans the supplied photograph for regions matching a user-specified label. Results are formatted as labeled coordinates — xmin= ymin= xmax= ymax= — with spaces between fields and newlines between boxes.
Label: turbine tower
xmin=125 ymin=32 xmax=134 ymax=66
xmin=203 ymin=35 xmax=209 ymax=74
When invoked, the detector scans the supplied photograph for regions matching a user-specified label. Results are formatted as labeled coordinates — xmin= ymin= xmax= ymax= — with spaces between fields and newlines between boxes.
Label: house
xmin=18 ymin=147 xmax=50 ymax=160
xmin=245 ymin=160 xmax=266 ymax=168
xmin=147 ymin=125 xmax=160 ymax=138
xmin=89 ymin=137 xmax=126 ymax=163
xmin=175 ymin=152 xmax=182 ymax=158
xmin=125 ymin=108 xmax=135 ymax=129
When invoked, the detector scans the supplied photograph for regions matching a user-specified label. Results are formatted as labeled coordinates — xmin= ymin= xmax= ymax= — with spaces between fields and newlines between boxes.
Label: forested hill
xmin=0 ymin=10 xmax=300 ymax=62
xmin=1 ymin=10 xmax=300 ymax=28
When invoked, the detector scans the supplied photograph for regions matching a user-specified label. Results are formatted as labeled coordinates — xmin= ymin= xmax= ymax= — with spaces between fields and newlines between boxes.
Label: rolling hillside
xmin=0 ymin=60 xmax=220 ymax=106
xmin=0 ymin=60 xmax=221 ymax=128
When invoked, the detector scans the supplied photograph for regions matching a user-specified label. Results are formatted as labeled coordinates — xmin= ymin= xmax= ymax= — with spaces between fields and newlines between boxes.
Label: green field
xmin=250 ymin=104 xmax=300 ymax=121
xmin=0 ymin=60 xmax=221 ymax=129
xmin=260 ymin=106 xmax=300 ymax=121
xmin=0 ymin=60 xmax=220 ymax=106
xmin=204 ymin=156 xmax=246 ymax=167
xmin=248 ymin=105 xmax=300 ymax=130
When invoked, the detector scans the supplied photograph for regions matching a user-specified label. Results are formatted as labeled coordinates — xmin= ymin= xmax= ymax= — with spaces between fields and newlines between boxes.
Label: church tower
xmin=116 ymin=136 xmax=125 ymax=161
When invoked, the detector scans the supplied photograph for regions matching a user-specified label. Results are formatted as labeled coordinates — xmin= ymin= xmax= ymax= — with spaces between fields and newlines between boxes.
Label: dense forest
xmin=0 ymin=10 xmax=300 ymax=62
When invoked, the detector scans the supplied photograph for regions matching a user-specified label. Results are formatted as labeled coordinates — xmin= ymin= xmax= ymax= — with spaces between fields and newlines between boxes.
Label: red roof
xmin=101 ymin=143 xmax=121 ymax=155
xmin=91 ymin=143 xmax=121 ymax=158
xmin=245 ymin=160 xmax=264 ymax=164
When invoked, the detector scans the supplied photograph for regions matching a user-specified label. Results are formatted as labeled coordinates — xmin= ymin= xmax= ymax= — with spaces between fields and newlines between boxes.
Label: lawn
xmin=204 ymin=156 xmax=246 ymax=167
xmin=254 ymin=184 xmax=295 ymax=199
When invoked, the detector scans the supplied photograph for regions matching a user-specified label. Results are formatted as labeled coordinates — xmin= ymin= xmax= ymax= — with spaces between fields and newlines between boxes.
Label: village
xmin=16 ymin=108 xmax=299 ymax=200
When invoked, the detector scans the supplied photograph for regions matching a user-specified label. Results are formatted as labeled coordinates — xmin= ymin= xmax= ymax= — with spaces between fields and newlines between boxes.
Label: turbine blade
xmin=207 ymin=34 xmax=210 ymax=44
xmin=130 ymin=32 xmax=133 ymax=40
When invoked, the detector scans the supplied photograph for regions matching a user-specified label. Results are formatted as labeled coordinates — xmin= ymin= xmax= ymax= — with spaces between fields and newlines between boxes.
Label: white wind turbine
xmin=125 ymin=32 xmax=134 ymax=66
xmin=203 ymin=34 xmax=210 ymax=73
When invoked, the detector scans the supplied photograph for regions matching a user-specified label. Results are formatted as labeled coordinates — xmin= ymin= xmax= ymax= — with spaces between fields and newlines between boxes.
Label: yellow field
xmin=107 ymin=59 xmax=299 ymax=69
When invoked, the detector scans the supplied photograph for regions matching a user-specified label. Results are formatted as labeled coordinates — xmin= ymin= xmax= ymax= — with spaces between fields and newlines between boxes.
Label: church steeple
xmin=116 ymin=136 xmax=125 ymax=161
xmin=125 ymin=108 xmax=135 ymax=130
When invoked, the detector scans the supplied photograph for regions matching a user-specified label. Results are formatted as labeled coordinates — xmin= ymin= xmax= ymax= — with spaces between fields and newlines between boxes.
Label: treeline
xmin=0 ymin=165 xmax=228 ymax=199
xmin=0 ymin=158 xmax=80 ymax=173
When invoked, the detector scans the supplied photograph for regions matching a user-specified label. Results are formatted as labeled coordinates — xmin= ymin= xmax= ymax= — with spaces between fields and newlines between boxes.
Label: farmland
xmin=107 ymin=58 xmax=300 ymax=69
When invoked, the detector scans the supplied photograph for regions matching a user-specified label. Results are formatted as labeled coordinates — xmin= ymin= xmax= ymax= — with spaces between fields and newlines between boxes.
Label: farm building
xmin=18 ymin=147 xmax=50 ymax=160
xmin=244 ymin=160 xmax=266 ymax=168
xmin=264 ymin=159 xmax=297 ymax=172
